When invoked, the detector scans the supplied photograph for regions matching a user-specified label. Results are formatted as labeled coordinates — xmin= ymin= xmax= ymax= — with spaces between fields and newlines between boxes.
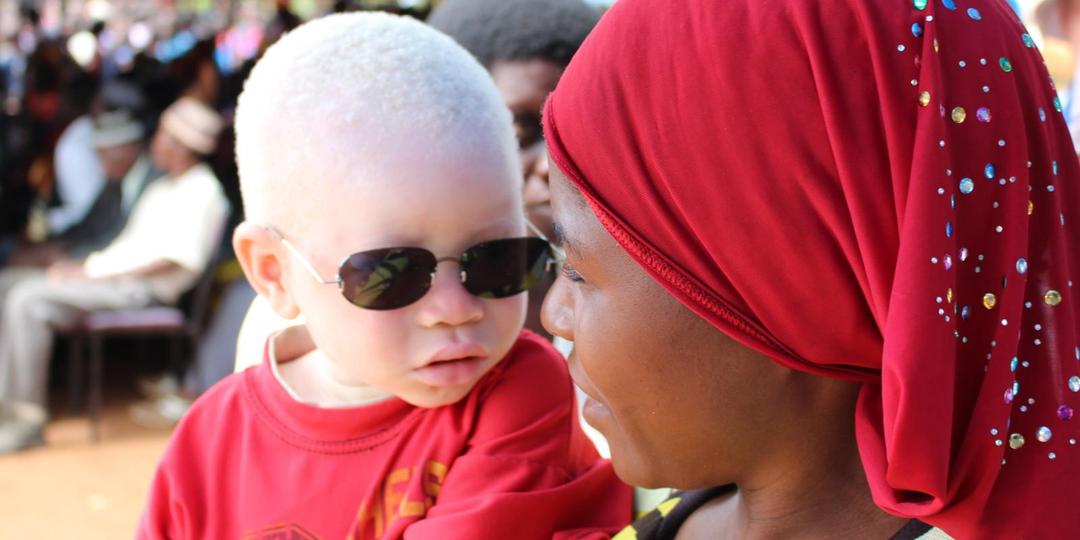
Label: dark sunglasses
xmin=267 ymin=225 xmax=562 ymax=311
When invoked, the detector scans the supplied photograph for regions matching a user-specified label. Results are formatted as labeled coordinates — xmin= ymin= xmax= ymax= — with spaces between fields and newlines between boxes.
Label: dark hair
xmin=427 ymin=0 xmax=600 ymax=68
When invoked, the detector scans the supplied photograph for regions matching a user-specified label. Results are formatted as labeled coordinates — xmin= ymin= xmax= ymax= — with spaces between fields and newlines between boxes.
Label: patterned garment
xmin=614 ymin=486 xmax=947 ymax=540
xmin=544 ymin=0 xmax=1080 ymax=535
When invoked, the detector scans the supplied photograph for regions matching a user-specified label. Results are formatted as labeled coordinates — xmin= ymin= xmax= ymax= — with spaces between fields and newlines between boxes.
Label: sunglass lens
xmin=339 ymin=247 xmax=436 ymax=310
xmin=461 ymin=237 xmax=554 ymax=299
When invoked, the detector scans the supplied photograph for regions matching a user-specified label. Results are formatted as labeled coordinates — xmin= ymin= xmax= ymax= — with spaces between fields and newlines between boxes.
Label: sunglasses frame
xmin=265 ymin=221 xmax=564 ymax=308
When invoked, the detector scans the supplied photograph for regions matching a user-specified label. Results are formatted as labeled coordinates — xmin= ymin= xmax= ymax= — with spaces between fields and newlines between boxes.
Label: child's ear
xmin=233 ymin=221 xmax=302 ymax=319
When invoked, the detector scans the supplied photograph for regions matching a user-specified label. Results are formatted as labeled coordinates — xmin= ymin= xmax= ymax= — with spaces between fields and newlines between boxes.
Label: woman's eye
xmin=561 ymin=262 xmax=585 ymax=282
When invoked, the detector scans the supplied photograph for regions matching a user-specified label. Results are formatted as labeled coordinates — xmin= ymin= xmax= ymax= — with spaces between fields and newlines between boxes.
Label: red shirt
xmin=138 ymin=330 xmax=631 ymax=539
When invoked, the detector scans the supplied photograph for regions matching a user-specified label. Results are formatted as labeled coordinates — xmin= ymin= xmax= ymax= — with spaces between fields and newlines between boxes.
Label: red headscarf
xmin=544 ymin=0 xmax=1080 ymax=537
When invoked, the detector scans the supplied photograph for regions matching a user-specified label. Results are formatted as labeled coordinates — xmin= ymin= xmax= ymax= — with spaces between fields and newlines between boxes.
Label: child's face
xmin=281 ymin=146 xmax=526 ymax=408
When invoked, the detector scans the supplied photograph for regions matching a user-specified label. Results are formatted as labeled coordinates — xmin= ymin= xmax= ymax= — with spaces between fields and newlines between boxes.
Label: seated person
xmin=0 ymin=97 xmax=229 ymax=453
xmin=45 ymin=75 xmax=107 ymax=239
xmin=138 ymin=13 xmax=629 ymax=539
xmin=3 ymin=108 xmax=159 ymax=270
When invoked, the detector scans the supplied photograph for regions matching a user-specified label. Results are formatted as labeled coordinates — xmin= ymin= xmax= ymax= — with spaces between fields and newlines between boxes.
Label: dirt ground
xmin=0 ymin=344 xmax=175 ymax=539
xmin=0 ymin=396 xmax=171 ymax=538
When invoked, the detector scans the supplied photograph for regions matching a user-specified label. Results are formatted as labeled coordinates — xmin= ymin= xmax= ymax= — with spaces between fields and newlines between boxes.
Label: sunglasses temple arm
xmin=525 ymin=219 xmax=549 ymax=242
xmin=524 ymin=219 xmax=565 ymax=270
xmin=265 ymin=226 xmax=339 ymax=285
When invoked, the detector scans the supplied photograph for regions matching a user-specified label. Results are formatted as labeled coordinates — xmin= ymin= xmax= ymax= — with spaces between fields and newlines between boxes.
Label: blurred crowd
xmin=0 ymin=0 xmax=606 ymax=453
xmin=0 ymin=0 xmax=440 ymax=449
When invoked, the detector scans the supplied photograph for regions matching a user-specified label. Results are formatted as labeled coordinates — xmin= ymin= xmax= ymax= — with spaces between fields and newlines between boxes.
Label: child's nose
xmin=415 ymin=264 xmax=484 ymax=328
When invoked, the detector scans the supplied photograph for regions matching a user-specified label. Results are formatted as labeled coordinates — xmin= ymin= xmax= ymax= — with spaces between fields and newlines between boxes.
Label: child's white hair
xmin=235 ymin=12 xmax=517 ymax=229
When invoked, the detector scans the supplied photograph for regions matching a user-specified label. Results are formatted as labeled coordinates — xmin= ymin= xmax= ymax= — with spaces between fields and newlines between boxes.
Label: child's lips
xmin=414 ymin=343 xmax=490 ymax=388
xmin=414 ymin=356 xmax=488 ymax=388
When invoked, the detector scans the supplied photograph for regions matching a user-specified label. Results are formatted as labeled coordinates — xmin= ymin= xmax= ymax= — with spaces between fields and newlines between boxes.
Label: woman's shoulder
xmin=616 ymin=486 xmax=735 ymax=540
xmin=617 ymin=486 xmax=953 ymax=540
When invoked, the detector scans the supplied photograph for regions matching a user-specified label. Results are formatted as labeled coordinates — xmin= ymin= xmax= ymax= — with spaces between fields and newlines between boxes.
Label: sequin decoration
xmin=1071 ymin=376 xmax=1080 ymax=393
xmin=1046 ymin=290 xmax=1063 ymax=306
xmin=1029 ymin=201 xmax=1035 ymax=215
xmin=1011 ymin=357 xmax=1019 ymax=372
xmin=933 ymin=38 xmax=940 ymax=53
xmin=1022 ymin=33 xmax=1035 ymax=47
xmin=1053 ymin=160 xmax=1059 ymax=175
xmin=942 ymin=0 xmax=956 ymax=9
xmin=919 ymin=91 xmax=931 ymax=107
xmin=976 ymin=107 xmax=991 ymax=122
xmin=947 ymin=287 xmax=953 ymax=302
xmin=1037 ymin=426 xmax=1053 ymax=442
xmin=961 ymin=305 xmax=971 ymax=320
xmin=959 ymin=178 xmax=974 ymax=194
xmin=1005 ymin=387 xmax=1015 ymax=403
xmin=912 ymin=23 xmax=923 ymax=38
xmin=944 ymin=255 xmax=953 ymax=270
xmin=984 ymin=293 xmax=997 ymax=309
xmin=1040 ymin=107 xmax=1047 ymax=122
xmin=999 ymin=57 xmax=1012 ymax=72
xmin=968 ymin=7 xmax=982 ymax=20
xmin=914 ymin=0 xmax=928 ymax=9
xmin=951 ymin=107 xmax=967 ymax=123
xmin=1055 ymin=96 xmax=1063 ymax=112
xmin=946 ymin=222 xmax=953 ymax=238
xmin=1059 ymin=405 xmax=1075 ymax=421
xmin=984 ymin=163 xmax=995 ymax=179
xmin=959 ymin=247 xmax=969 ymax=261
xmin=1017 ymin=258 xmax=1028 ymax=274
xmin=1009 ymin=433 xmax=1025 ymax=449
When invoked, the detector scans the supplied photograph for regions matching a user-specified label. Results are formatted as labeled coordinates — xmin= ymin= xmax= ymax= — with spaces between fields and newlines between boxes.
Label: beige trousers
xmin=0 ymin=270 xmax=153 ymax=406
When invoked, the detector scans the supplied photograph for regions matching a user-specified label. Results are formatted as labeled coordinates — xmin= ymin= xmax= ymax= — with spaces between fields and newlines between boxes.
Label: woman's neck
xmin=680 ymin=385 xmax=907 ymax=539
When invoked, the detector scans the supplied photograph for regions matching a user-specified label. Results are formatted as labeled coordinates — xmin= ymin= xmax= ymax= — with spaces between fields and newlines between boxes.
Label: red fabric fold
xmin=544 ymin=0 xmax=1080 ymax=537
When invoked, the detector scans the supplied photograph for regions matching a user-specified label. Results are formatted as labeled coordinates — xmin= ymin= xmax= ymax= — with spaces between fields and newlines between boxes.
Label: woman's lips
xmin=567 ymin=352 xmax=612 ymax=427
xmin=581 ymin=395 xmax=612 ymax=428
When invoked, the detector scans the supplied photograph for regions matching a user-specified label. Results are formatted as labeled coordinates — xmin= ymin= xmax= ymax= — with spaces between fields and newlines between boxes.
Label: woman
xmin=541 ymin=0 xmax=1080 ymax=538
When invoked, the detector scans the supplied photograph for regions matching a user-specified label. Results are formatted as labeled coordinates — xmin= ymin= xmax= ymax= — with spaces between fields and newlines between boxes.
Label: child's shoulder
xmin=474 ymin=330 xmax=575 ymax=415
xmin=491 ymin=329 xmax=571 ymax=390
xmin=169 ymin=368 xmax=256 ymax=444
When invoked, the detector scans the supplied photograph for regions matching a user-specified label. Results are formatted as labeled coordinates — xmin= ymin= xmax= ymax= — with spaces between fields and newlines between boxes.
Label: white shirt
xmin=84 ymin=162 xmax=229 ymax=304
xmin=49 ymin=116 xmax=106 ymax=234
xmin=121 ymin=154 xmax=153 ymax=213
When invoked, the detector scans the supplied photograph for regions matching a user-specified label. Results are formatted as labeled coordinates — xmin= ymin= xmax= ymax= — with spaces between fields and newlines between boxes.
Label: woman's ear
xmin=233 ymin=221 xmax=302 ymax=320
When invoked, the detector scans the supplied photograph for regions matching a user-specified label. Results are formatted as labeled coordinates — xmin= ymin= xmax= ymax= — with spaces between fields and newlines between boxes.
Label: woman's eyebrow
xmin=552 ymin=221 xmax=580 ymax=258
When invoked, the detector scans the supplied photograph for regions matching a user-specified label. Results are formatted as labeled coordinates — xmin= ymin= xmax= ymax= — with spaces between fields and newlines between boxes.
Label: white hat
xmin=1036 ymin=0 xmax=1066 ymax=41
xmin=159 ymin=97 xmax=224 ymax=155
xmin=93 ymin=109 xmax=145 ymax=149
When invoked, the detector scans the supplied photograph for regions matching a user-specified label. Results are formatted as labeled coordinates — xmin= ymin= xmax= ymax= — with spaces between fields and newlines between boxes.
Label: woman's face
xmin=542 ymin=163 xmax=819 ymax=489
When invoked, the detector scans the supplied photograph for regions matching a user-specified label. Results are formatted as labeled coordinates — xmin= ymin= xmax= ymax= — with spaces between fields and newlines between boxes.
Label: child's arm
xmin=402 ymin=336 xmax=632 ymax=539
xmin=137 ymin=453 xmax=188 ymax=540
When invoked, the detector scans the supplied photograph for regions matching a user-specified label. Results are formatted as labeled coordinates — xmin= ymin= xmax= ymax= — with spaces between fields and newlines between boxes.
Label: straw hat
xmin=159 ymin=97 xmax=224 ymax=155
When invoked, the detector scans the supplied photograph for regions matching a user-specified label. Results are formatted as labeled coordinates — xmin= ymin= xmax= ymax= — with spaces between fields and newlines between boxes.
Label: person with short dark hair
xmin=429 ymin=0 xmax=600 ymax=338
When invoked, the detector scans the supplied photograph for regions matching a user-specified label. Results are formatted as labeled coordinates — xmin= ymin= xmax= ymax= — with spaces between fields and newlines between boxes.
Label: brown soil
xmin=0 ymin=395 xmax=172 ymax=538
